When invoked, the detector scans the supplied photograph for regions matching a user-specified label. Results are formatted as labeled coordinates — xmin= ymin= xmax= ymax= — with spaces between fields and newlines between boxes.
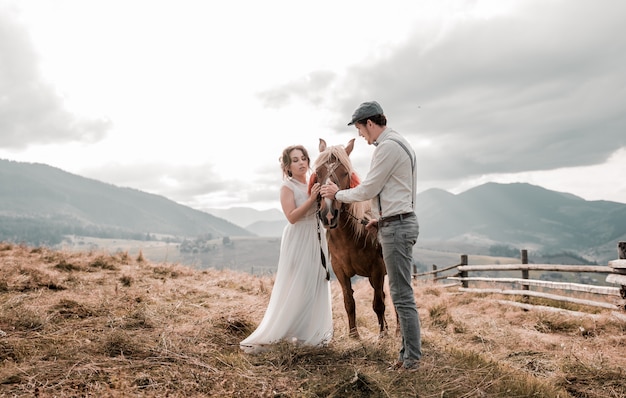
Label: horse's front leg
xmin=337 ymin=272 xmax=359 ymax=339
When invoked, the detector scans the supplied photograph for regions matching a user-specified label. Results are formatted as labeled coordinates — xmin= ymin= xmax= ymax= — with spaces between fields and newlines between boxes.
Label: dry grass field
xmin=1 ymin=242 xmax=625 ymax=397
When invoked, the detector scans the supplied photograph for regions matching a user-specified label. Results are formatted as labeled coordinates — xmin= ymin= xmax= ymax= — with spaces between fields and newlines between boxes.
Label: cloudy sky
xmin=1 ymin=0 xmax=625 ymax=212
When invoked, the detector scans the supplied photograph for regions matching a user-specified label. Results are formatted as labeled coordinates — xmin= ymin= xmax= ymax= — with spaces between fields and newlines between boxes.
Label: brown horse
xmin=310 ymin=138 xmax=388 ymax=339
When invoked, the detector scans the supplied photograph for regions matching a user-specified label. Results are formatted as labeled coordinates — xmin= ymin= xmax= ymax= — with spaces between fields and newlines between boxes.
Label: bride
xmin=240 ymin=144 xmax=333 ymax=354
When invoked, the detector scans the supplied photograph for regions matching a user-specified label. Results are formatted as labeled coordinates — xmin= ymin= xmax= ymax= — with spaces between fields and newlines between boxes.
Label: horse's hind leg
xmin=369 ymin=274 xmax=388 ymax=338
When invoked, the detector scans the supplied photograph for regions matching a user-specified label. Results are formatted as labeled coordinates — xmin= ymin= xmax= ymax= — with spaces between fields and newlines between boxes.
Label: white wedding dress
xmin=240 ymin=178 xmax=333 ymax=354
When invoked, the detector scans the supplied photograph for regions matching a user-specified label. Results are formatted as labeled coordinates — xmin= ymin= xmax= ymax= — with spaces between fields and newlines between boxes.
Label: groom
xmin=321 ymin=101 xmax=422 ymax=371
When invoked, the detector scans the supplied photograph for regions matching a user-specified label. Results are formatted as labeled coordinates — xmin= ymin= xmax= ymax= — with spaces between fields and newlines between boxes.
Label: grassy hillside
xmin=1 ymin=243 xmax=625 ymax=397
xmin=59 ymin=236 xmax=282 ymax=275
xmin=58 ymin=235 xmax=603 ymax=277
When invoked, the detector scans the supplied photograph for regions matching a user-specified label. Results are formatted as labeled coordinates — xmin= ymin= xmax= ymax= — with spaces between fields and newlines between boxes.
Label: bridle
xmin=315 ymin=158 xmax=343 ymax=228
xmin=315 ymin=158 xmax=369 ymax=228
xmin=313 ymin=159 xmax=344 ymax=281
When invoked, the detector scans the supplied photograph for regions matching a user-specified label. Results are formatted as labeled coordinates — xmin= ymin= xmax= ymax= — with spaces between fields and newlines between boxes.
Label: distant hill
xmin=244 ymin=220 xmax=287 ymax=237
xmin=0 ymin=159 xmax=251 ymax=245
xmin=416 ymin=183 xmax=626 ymax=262
xmin=204 ymin=207 xmax=287 ymax=237
xmin=231 ymin=183 xmax=626 ymax=263
xmin=205 ymin=207 xmax=285 ymax=229
xmin=2 ymin=158 xmax=625 ymax=265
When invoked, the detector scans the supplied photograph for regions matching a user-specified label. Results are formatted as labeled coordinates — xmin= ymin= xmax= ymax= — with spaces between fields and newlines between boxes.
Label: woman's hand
xmin=309 ymin=182 xmax=321 ymax=202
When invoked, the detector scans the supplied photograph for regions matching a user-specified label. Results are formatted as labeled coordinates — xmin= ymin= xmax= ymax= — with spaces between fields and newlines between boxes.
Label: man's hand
xmin=320 ymin=181 xmax=339 ymax=199
xmin=365 ymin=219 xmax=378 ymax=232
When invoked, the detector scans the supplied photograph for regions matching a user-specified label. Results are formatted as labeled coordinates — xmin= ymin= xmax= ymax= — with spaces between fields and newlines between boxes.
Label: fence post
xmin=460 ymin=254 xmax=468 ymax=288
xmin=432 ymin=264 xmax=438 ymax=282
xmin=521 ymin=249 xmax=529 ymax=302
xmin=617 ymin=241 xmax=626 ymax=299
xmin=618 ymin=241 xmax=626 ymax=260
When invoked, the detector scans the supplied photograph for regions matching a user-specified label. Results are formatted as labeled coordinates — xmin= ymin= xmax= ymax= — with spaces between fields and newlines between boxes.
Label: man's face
xmin=355 ymin=121 xmax=375 ymax=145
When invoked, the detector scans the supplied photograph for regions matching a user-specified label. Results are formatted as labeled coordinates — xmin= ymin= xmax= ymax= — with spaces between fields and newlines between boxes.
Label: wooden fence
xmin=415 ymin=242 xmax=626 ymax=314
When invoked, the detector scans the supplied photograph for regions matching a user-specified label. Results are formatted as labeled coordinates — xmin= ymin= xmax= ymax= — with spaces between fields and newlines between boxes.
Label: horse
xmin=310 ymin=138 xmax=389 ymax=339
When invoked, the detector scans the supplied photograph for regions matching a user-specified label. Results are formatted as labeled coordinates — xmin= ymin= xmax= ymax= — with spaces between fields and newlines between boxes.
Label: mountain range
xmin=416 ymin=183 xmax=626 ymax=262
xmin=1 ymin=158 xmax=625 ymax=263
xmin=0 ymin=159 xmax=250 ymax=245
xmin=213 ymin=184 xmax=626 ymax=263
xmin=204 ymin=207 xmax=284 ymax=230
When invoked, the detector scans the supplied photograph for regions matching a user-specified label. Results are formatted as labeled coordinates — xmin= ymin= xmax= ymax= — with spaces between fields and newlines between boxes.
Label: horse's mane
xmin=313 ymin=144 xmax=354 ymax=175
xmin=347 ymin=197 xmax=375 ymax=243
xmin=314 ymin=145 xmax=374 ymax=241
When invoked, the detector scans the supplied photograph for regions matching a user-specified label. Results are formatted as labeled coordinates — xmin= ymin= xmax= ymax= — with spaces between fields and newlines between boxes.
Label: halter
xmin=317 ymin=159 xmax=341 ymax=187
xmin=316 ymin=159 xmax=342 ymax=226
xmin=315 ymin=158 xmax=369 ymax=227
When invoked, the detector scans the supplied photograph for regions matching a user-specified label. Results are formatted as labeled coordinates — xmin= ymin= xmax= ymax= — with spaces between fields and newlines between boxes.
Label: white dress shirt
xmin=336 ymin=127 xmax=416 ymax=218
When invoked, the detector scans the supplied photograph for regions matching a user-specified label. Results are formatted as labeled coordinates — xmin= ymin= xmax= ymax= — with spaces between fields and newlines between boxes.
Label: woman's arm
xmin=280 ymin=183 xmax=320 ymax=224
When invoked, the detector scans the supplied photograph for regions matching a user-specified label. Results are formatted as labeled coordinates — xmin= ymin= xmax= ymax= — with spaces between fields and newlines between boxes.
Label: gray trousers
xmin=378 ymin=214 xmax=422 ymax=364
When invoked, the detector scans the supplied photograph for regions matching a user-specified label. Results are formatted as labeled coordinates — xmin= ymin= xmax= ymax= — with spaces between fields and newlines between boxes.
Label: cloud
xmin=78 ymin=160 xmax=283 ymax=211
xmin=81 ymin=161 xmax=225 ymax=197
xmin=0 ymin=7 xmax=111 ymax=149
xmin=3 ymin=0 xmax=625 ymax=209
xmin=323 ymin=0 xmax=626 ymax=181
xmin=257 ymin=70 xmax=338 ymax=108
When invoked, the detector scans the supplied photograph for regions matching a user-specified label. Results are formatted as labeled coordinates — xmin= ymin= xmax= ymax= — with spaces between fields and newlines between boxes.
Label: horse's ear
xmin=319 ymin=138 xmax=327 ymax=153
xmin=345 ymin=138 xmax=355 ymax=156
xmin=350 ymin=173 xmax=360 ymax=188
xmin=308 ymin=174 xmax=317 ymax=194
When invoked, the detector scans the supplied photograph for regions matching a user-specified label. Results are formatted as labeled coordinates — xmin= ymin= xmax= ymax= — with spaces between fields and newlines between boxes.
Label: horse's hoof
xmin=378 ymin=330 xmax=388 ymax=339
xmin=349 ymin=332 xmax=361 ymax=340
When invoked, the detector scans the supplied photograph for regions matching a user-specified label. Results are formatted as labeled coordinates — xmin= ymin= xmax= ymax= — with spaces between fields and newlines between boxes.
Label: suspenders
xmin=377 ymin=137 xmax=416 ymax=216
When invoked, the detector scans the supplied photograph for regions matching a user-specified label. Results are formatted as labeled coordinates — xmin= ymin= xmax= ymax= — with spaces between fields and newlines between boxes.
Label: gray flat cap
xmin=347 ymin=101 xmax=384 ymax=126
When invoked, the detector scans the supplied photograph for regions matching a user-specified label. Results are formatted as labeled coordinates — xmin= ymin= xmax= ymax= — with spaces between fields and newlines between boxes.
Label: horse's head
xmin=311 ymin=138 xmax=358 ymax=229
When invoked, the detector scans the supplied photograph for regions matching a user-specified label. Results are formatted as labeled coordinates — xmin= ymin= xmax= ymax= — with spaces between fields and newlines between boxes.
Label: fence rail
xmin=415 ymin=242 xmax=626 ymax=313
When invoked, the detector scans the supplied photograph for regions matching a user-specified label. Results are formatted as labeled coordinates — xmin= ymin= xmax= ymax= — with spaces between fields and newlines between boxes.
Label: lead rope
xmin=345 ymin=210 xmax=369 ymax=226
xmin=316 ymin=200 xmax=330 ymax=281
